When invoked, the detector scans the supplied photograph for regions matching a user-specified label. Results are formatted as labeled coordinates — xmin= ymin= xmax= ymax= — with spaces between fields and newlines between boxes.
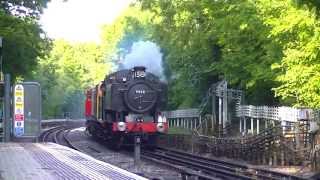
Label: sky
xmin=40 ymin=0 xmax=133 ymax=43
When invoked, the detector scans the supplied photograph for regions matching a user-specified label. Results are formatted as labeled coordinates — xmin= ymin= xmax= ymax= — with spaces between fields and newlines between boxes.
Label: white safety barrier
xmin=236 ymin=105 xmax=314 ymax=122
xmin=163 ymin=108 xmax=199 ymax=118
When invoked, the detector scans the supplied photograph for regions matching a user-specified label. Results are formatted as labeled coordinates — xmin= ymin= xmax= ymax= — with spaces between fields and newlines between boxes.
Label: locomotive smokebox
xmin=133 ymin=66 xmax=146 ymax=79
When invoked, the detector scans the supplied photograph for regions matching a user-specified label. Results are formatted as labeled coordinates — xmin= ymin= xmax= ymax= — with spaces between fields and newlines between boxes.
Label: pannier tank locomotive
xmin=85 ymin=66 xmax=168 ymax=147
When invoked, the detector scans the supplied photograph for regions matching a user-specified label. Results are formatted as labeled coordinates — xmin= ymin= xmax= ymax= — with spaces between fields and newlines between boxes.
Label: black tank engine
xmin=85 ymin=66 xmax=168 ymax=147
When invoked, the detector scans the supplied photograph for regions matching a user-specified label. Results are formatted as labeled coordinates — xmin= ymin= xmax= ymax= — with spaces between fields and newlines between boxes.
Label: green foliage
xmin=36 ymin=6 xmax=150 ymax=118
xmin=137 ymin=0 xmax=282 ymax=107
xmin=34 ymin=40 xmax=112 ymax=118
xmin=0 ymin=11 xmax=50 ymax=80
xmin=295 ymin=0 xmax=320 ymax=11
xmin=33 ymin=0 xmax=320 ymax=119
xmin=0 ymin=0 xmax=50 ymax=80
xmin=168 ymin=127 xmax=192 ymax=135
xmin=256 ymin=0 xmax=320 ymax=108
xmin=134 ymin=0 xmax=320 ymax=108
xmin=100 ymin=5 xmax=154 ymax=65
xmin=0 ymin=0 xmax=50 ymax=18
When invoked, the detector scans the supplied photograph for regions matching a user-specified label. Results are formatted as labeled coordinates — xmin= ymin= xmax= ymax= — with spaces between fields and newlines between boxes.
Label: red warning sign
xmin=15 ymin=114 xmax=24 ymax=121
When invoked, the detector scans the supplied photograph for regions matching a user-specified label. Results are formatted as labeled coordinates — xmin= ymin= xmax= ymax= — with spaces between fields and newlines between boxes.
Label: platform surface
xmin=0 ymin=143 xmax=147 ymax=180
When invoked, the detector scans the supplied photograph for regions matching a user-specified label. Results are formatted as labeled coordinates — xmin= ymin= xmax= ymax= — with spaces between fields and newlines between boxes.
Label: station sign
xmin=14 ymin=84 xmax=24 ymax=136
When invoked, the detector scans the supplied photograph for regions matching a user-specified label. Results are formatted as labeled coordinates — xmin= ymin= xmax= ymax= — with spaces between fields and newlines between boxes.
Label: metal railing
xmin=163 ymin=108 xmax=199 ymax=119
xmin=237 ymin=105 xmax=316 ymax=122
xmin=158 ymin=122 xmax=311 ymax=166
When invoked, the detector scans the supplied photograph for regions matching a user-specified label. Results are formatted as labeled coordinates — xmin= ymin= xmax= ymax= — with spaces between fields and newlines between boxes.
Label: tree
xmin=137 ymin=0 xmax=282 ymax=107
xmin=0 ymin=0 xmax=50 ymax=18
xmin=256 ymin=0 xmax=320 ymax=108
xmin=0 ymin=10 xmax=50 ymax=80
xmin=34 ymin=40 xmax=112 ymax=118
xmin=0 ymin=0 xmax=50 ymax=80
xmin=99 ymin=0 xmax=320 ymax=109
xmin=100 ymin=5 xmax=154 ymax=66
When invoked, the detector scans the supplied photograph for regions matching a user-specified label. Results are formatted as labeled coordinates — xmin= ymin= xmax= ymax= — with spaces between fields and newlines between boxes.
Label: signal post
xmin=134 ymin=134 xmax=142 ymax=173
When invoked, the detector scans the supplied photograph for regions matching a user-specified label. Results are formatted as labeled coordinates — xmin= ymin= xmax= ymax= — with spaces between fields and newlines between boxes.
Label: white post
xmin=199 ymin=116 xmax=202 ymax=132
xmin=212 ymin=93 xmax=216 ymax=128
xmin=223 ymin=84 xmax=228 ymax=132
xmin=244 ymin=117 xmax=247 ymax=134
xmin=219 ymin=97 xmax=222 ymax=126
xmin=257 ymin=118 xmax=260 ymax=134
xmin=251 ymin=118 xmax=254 ymax=134
xmin=240 ymin=117 xmax=242 ymax=133
xmin=281 ymin=121 xmax=286 ymax=135
xmin=181 ymin=118 xmax=184 ymax=128
xmin=182 ymin=119 xmax=185 ymax=128
xmin=187 ymin=118 xmax=189 ymax=129
xmin=265 ymin=120 xmax=268 ymax=129
xmin=186 ymin=118 xmax=188 ymax=129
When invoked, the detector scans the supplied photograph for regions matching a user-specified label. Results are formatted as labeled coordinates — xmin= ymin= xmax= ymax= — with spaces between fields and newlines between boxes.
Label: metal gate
xmin=13 ymin=82 xmax=41 ymax=141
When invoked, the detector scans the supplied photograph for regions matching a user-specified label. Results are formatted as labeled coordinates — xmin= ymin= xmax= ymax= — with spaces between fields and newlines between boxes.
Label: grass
xmin=168 ymin=127 xmax=192 ymax=135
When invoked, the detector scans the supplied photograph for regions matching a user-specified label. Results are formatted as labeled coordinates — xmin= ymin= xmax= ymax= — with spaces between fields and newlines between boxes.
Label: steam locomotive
xmin=85 ymin=66 xmax=168 ymax=147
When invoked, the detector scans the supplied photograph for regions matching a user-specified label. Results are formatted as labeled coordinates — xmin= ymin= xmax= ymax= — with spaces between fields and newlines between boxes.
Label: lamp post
xmin=0 ymin=36 xmax=10 ymax=142
xmin=0 ymin=36 xmax=3 ymax=81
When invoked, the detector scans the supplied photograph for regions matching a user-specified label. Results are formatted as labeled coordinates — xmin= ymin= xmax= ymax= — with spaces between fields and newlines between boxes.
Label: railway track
xmin=62 ymin=129 xmax=79 ymax=150
xmin=40 ymin=126 xmax=82 ymax=151
xmin=41 ymin=127 xmax=306 ymax=179
xmin=40 ymin=126 xmax=65 ymax=142
xmin=142 ymin=147 xmax=306 ymax=180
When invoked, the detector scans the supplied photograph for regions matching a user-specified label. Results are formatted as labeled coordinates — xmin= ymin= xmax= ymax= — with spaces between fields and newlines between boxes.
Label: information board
xmin=14 ymin=84 xmax=24 ymax=136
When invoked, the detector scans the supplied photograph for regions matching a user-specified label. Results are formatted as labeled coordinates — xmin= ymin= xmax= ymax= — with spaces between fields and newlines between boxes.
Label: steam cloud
xmin=121 ymin=41 xmax=164 ymax=79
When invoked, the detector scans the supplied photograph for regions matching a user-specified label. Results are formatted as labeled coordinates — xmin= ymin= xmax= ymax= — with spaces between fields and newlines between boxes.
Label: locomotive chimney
xmin=133 ymin=66 xmax=146 ymax=72
xmin=133 ymin=66 xmax=146 ymax=79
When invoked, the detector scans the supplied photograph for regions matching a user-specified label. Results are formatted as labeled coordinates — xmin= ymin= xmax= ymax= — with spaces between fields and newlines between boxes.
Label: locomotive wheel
xmin=86 ymin=122 xmax=96 ymax=137
xmin=87 ymin=125 xmax=95 ymax=135
xmin=87 ymin=121 xmax=105 ymax=140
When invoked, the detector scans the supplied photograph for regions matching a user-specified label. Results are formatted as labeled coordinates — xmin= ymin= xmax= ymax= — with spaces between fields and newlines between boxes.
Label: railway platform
xmin=0 ymin=142 xmax=147 ymax=180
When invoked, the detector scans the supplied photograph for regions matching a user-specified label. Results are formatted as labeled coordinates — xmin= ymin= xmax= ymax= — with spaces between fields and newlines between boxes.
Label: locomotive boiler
xmin=85 ymin=66 xmax=168 ymax=148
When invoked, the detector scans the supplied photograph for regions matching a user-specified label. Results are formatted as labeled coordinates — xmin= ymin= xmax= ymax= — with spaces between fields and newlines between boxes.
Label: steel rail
xmin=157 ymin=147 xmax=304 ymax=179
xmin=40 ymin=126 xmax=66 ymax=142
xmin=153 ymin=149 xmax=272 ymax=179
xmin=41 ymin=126 xmax=82 ymax=152
xmin=62 ymin=129 xmax=81 ymax=150
xmin=142 ymin=150 xmax=252 ymax=180
xmin=53 ymin=128 xmax=67 ymax=144
xmin=141 ymin=155 xmax=220 ymax=180
xmin=143 ymin=147 xmax=306 ymax=180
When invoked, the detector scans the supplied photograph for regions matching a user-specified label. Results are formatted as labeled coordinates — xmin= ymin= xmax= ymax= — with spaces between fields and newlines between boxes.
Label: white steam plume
xmin=121 ymin=41 xmax=164 ymax=79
